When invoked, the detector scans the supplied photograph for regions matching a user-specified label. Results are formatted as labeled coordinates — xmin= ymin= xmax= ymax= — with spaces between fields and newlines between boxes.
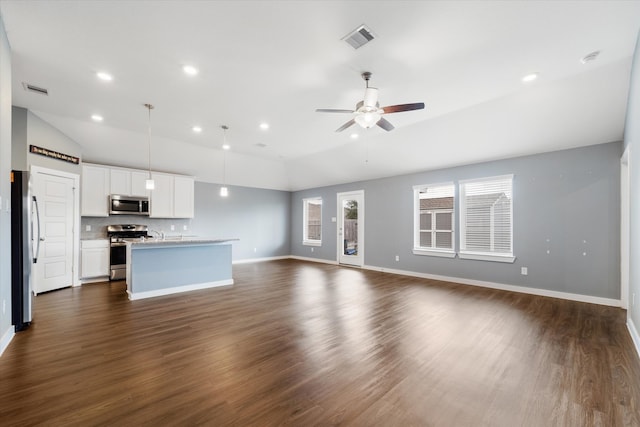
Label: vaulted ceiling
xmin=2 ymin=1 xmax=639 ymax=191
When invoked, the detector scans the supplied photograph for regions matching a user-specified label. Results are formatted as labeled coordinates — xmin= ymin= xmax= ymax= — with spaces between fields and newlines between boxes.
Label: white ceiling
xmin=2 ymin=0 xmax=639 ymax=191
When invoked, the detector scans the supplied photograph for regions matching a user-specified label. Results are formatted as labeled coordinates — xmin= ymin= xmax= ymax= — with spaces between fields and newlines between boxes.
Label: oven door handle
xmin=110 ymin=242 xmax=127 ymax=247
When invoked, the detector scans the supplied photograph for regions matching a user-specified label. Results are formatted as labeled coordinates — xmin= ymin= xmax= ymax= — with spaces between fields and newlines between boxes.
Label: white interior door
xmin=32 ymin=170 xmax=75 ymax=294
xmin=338 ymin=191 xmax=364 ymax=266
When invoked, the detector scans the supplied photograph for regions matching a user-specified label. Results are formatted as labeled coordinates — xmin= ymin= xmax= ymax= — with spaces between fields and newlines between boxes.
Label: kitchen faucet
xmin=148 ymin=229 xmax=165 ymax=240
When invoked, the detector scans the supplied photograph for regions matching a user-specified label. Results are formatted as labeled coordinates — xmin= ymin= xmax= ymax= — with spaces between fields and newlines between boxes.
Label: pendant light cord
xmin=222 ymin=125 xmax=229 ymax=185
xmin=145 ymin=103 xmax=154 ymax=179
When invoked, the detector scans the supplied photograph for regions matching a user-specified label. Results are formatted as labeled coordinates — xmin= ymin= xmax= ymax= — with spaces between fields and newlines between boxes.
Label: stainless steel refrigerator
xmin=11 ymin=170 xmax=41 ymax=331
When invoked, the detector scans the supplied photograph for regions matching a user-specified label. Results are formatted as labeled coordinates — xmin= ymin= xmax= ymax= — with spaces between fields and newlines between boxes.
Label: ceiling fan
xmin=316 ymin=71 xmax=425 ymax=132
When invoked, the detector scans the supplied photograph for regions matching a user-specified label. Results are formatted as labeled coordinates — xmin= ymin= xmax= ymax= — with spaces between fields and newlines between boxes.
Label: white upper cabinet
xmin=81 ymin=164 xmax=110 ymax=217
xmin=149 ymin=173 xmax=174 ymax=218
xmin=110 ymin=168 xmax=150 ymax=198
xmin=149 ymin=173 xmax=195 ymax=218
xmin=130 ymin=171 xmax=150 ymax=197
xmin=174 ymin=176 xmax=195 ymax=218
xmin=81 ymin=163 xmax=194 ymax=219
xmin=109 ymin=168 xmax=130 ymax=195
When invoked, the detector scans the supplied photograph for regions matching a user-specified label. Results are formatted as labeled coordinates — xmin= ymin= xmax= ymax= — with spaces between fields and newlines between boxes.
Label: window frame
xmin=458 ymin=174 xmax=515 ymax=263
xmin=302 ymin=197 xmax=322 ymax=246
xmin=412 ymin=182 xmax=456 ymax=258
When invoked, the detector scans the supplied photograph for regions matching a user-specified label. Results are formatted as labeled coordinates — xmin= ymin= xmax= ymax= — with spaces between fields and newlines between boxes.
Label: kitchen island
xmin=125 ymin=238 xmax=238 ymax=300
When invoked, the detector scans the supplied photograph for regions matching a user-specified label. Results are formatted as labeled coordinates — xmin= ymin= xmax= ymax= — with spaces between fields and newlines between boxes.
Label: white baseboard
xmin=128 ymin=279 xmax=234 ymax=301
xmin=627 ymin=317 xmax=640 ymax=361
xmin=80 ymin=276 xmax=109 ymax=285
xmin=233 ymin=256 xmax=289 ymax=265
xmin=289 ymin=255 xmax=338 ymax=265
xmin=359 ymin=264 xmax=621 ymax=307
xmin=0 ymin=326 xmax=15 ymax=357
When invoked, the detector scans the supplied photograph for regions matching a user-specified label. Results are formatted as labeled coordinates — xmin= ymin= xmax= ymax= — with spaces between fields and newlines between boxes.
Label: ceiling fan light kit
xmin=316 ymin=71 xmax=424 ymax=132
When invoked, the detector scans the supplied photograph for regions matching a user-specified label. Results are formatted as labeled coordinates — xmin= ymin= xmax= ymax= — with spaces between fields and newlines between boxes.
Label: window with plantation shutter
xmin=459 ymin=175 xmax=515 ymax=263
xmin=413 ymin=182 xmax=456 ymax=258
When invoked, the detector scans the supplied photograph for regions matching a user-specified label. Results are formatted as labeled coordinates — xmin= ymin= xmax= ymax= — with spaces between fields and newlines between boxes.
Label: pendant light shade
xmin=144 ymin=103 xmax=155 ymax=190
xmin=220 ymin=186 xmax=228 ymax=197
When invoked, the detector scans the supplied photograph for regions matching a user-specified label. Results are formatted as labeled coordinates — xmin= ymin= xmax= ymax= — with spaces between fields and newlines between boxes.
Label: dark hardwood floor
xmin=1 ymin=259 xmax=639 ymax=426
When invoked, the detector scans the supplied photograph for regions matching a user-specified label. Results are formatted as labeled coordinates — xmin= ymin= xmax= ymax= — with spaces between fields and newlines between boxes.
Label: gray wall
xmin=190 ymin=182 xmax=290 ymax=260
xmin=292 ymin=142 xmax=621 ymax=300
xmin=12 ymin=107 xmax=82 ymax=175
xmin=11 ymin=105 xmax=26 ymax=170
xmin=82 ymin=181 xmax=291 ymax=261
xmin=625 ymin=31 xmax=640 ymax=329
xmin=0 ymin=16 xmax=12 ymax=349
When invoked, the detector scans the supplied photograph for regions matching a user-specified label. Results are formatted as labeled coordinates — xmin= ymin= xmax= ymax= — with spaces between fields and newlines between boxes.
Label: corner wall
xmin=0 ymin=14 xmax=13 ymax=355
xmin=623 ymin=30 xmax=640 ymax=356
xmin=12 ymin=107 xmax=82 ymax=176
xmin=292 ymin=142 xmax=621 ymax=302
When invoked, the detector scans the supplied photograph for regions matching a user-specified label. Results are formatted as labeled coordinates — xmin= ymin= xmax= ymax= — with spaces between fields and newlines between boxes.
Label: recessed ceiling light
xmin=522 ymin=72 xmax=539 ymax=83
xmin=222 ymin=144 xmax=230 ymax=151
xmin=91 ymin=114 xmax=104 ymax=122
xmin=183 ymin=65 xmax=199 ymax=76
xmin=259 ymin=122 xmax=269 ymax=130
xmin=96 ymin=72 xmax=113 ymax=81
xmin=192 ymin=126 xmax=202 ymax=133
xmin=350 ymin=133 xmax=359 ymax=139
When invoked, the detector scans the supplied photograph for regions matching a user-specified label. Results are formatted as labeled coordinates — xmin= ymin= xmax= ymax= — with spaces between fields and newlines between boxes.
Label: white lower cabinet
xmin=81 ymin=240 xmax=110 ymax=279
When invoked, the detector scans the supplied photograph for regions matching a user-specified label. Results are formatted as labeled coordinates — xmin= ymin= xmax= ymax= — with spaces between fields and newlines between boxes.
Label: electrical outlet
xmin=331 ymin=217 xmax=337 ymax=222
xmin=395 ymin=255 xmax=399 ymax=262
xmin=254 ymin=247 xmax=257 ymax=253
xmin=2 ymin=299 xmax=5 ymax=315
xmin=170 ymin=225 xmax=175 ymax=231
xmin=183 ymin=225 xmax=188 ymax=231
xmin=311 ymin=247 xmax=314 ymax=252
xmin=85 ymin=225 xmax=91 ymax=232
xmin=521 ymin=267 xmax=528 ymax=276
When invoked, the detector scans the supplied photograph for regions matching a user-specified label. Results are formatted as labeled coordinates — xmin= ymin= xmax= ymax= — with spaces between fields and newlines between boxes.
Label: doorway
xmin=31 ymin=166 xmax=80 ymax=294
xmin=337 ymin=190 xmax=364 ymax=267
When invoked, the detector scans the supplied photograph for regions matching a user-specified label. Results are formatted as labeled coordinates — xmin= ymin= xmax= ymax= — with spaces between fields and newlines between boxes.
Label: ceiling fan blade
xmin=316 ymin=108 xmax=355 ymax=113
xmin=376 ymin=117 xmax=395 ymax=132
xmin=381 ymin=102 xmax=425 ymax=114
xmin=335 ymin=119 xmax=356 ymax=132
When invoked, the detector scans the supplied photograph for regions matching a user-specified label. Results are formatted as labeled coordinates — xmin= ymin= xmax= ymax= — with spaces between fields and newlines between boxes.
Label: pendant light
xmin=220 ymin=125 xmax=229 ymax=197
xmin=144 ymin=103 xmax=155 ymax=190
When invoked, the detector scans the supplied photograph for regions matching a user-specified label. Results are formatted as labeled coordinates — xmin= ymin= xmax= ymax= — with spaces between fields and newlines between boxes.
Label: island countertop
xmin=125 ymin=237 xmax=239 ymax=247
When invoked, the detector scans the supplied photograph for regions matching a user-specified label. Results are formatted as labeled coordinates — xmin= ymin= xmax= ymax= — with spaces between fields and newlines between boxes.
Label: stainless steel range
xmin=107 ymin=224 xmax=148 ymax=280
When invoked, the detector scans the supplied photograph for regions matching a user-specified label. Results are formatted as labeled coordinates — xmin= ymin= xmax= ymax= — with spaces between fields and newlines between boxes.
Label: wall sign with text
xmin=29 ymin=145 xmax=79 ymax=164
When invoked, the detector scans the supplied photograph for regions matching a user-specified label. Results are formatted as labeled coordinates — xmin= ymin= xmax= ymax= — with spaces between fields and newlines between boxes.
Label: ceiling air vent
xmin=342 ymin=25 xmax=375 ymax=49
xmin=22 ymin=82 xmax=49 ymax=96
xmin=581 ymin=50 xmax=600 ymax=64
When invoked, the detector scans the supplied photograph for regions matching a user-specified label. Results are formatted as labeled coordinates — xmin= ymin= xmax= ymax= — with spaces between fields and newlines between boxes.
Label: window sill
xmin=458 ymin=251 xmax=515 ymax=263
xmin=412 ymin=248 xmax=456 ymax=258
xmin=303 ymin=241 xmax=322 ymax=247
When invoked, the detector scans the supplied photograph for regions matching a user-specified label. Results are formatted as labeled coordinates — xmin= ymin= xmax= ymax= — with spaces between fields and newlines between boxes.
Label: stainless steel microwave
xmin=109 ymin=195 xmax=150 ymax=216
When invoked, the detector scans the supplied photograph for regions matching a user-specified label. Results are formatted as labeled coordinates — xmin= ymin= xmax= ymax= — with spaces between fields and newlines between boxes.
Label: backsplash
xmin=81 ymin=216 xmax=193 ymax=239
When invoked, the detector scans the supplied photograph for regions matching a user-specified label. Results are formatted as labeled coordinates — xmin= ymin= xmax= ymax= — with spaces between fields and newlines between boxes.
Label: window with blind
xmin=413 ymin=183 xmax=456 ymax=257
xmin=459 ymin=175 xmax=515 ymax=263
xmin=303 ymin=197 xmax=322 ymax=246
